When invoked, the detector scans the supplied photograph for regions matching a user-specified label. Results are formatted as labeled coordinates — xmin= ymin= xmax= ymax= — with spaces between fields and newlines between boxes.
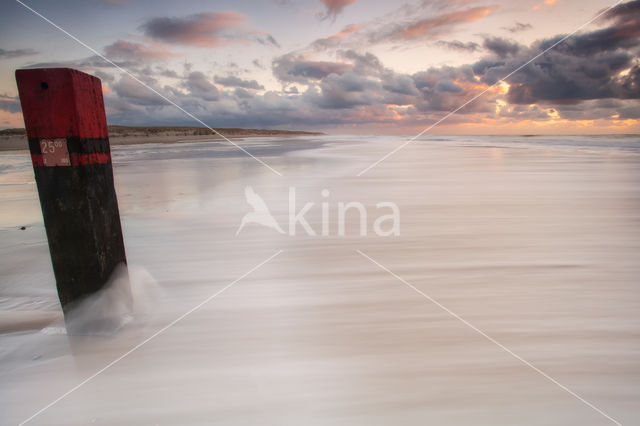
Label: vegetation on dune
xmin=0 ymin=126 xmax=324 ymax=138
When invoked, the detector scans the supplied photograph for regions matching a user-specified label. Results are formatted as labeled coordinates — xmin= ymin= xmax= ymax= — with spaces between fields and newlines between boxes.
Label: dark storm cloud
xmin=603 ymin=0 xmax=640 ymax=21
xmin=214 ymin=75 xmax=265 ymax=90
xmin=541 ymin=0 xmax=640 ymax=55
xmin=489 ymin=49 xmax=638 ymax=104
xmin=0 ymin=48 xmax=38 ymax=60
xmin=542 ymin=25 xmax=639 ymax=57
xmin=483 ymin=37 xmax=521 ymax=59
xmin=471 ymin=58 xmax=505 ymax=76
xmin=472 ymin=0 xmax=640 ymax=105
xmin=311 ymin=72 xmax=379 ymax=109
xmin=272 ymin=54 xmax=353 ymax=84
xmin=382 ymin=74 xmax=419 ymax=96
xmin=435 ymin=80 xmax=463 ymax=93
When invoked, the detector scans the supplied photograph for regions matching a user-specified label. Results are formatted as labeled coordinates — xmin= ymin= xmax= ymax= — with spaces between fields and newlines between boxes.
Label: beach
xmin=1 ymin=134 xmax=639 ymax=425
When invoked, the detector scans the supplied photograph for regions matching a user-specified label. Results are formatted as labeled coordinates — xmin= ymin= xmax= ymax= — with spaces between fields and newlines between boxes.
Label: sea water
xmin=1 ymin=134 xmax=639 ymax=425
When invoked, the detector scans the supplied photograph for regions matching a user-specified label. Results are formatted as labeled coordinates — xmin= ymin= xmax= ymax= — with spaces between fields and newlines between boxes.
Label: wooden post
xmin=15 ymin=68 xmax=130 ymax=333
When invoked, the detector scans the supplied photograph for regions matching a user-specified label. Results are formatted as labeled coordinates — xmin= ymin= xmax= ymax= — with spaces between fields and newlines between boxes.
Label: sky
xmin=0 ymin=0 xmax=639 ymax=134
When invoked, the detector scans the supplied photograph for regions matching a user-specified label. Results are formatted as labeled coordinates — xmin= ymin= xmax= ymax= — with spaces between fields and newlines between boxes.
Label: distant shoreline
xmin=0 ymin=125 xmax=325 ymax=151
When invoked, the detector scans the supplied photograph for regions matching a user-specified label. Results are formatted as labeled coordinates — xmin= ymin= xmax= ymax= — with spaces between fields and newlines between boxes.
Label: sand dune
xmin=0 ymin=126 xmax=324 ymax=151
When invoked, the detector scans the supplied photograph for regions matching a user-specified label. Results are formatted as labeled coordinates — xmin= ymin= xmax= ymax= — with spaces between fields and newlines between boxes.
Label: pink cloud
xmin=328 ymin=24 xmax=361 ymax=40
xmin=532 ymin=0 xmax=558 ymax=10
xmin=318 ymin=0 xmax=357 ymax=20
xmin=311 ymin=24 xmax=361 ymax=50
xmin=394 ymin=6 xmax=498 ymax=39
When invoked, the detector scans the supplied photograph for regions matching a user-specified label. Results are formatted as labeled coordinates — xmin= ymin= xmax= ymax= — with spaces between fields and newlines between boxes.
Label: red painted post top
xmin=15 ymin=68 xmax=108 ymax=140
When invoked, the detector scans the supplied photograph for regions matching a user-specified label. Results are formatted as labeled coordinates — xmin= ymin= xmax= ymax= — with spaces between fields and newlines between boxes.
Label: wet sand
xmin=1 ymin=135 xmax=639 ymax=425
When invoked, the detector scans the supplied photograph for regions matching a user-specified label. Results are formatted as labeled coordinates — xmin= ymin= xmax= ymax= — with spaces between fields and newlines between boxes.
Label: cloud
xmin=313 ymin=71 xmax=381 ymax=108
xmin=311 ymin=24 xmax=361 ymax=50
xmin=256 ymin=34 xmax=280 ymax=48
xmin=0 ymin=94 xmax=21 ymax=113
xmin=338 ymin=50 xmax=384 ymax=75
xmin=23 ymin=55 xmax=142 ymax=74
xmin=412 ymin=64 xmax=494 ymax=114
xmin=0 ymin=48 xmax=38 ymax=60
xmin=214 ymin=75 xmax=265 ymax=90
xmin=93 ymin=70 xmax=115 ymax=83
xmin=101 ymin=1 xmax=639 ymax=132
xmin=435 ymin=80 xmax=463 ymax=93
xmin=234 ymin=88 xmax=255 ymax=99
xmin=603 ymin=0 xmax=640 ymax=20
xmin=385 ymin=6 xmax=497 ymax=41
xmin=555 ymin=0 xmax=640 ymax=55
xmin=273 ymin=54 xmax=353 ymax=84
xmin=183 ymin=71 xmax=220 ymax=101
xmin=104 ymin=40 xmax=176 ymax=61
xmin=272 ymin=47 xmax=491 ymax=118
xmin=505 ymin=57 xmax=639 ymax=105
xmin=474 ymin=1 xmax=640 ymax=106
xmin=318 ymin=0 xmax=357 ymax=20
xmin=540 ymin=3 xmax=640 ymax=57
xmin=436 ymin=40 xmax=481 ymax=52
xmin=97 ymin=0 xmax=128 ymax=5
xmin=382 ymin=74 xmax=420 ymax=96
xmin=503 ymin=22 xmax=532 ymax=33
xmin=111 ymin=75 xmax=165 ymax=106
xmin=618 ymin=104 xmax=640 ymax=119
xmin=158 ymin=68 xmax=180 ymax=78
xmin=483 ymin=37 xmax=521 ymax=58
xmin=301 ymin=3 xmax=496 ymax=53
xmin=140 ymin=11 xmax=246 ymax=47
xmin=532 ymin=0 xmax=558 ymax=10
